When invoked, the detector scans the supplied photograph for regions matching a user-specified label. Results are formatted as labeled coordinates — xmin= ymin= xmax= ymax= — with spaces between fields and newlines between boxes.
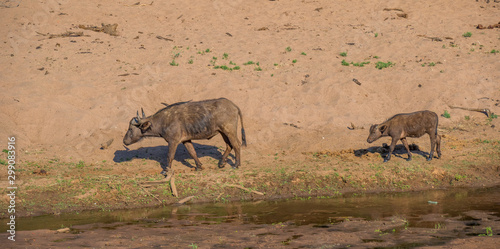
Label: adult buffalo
xmin=123 ymin=98 xmax=246 ymax=174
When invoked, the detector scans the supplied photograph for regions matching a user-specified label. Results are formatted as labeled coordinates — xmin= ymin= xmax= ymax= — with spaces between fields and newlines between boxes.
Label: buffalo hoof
xmin=427 ymin=157 xmax=433 ymax=161
xmin=218 ymin=163 xmax=225 ymax=168
xmin=195 ymin=166 xmax=204 ymax=171
xmin=383 ymin=158 xmax=390 ymax=163
xmin=232 ymin=165 xmax=239 ymax=169
xmin=160 ymin=170 xmax=168 ymax=175
xmin=406 ymin=157 xmax=412 ymax=162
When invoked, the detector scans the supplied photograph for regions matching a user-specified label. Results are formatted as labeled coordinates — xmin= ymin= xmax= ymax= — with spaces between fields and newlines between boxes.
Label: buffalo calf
xmin=123 ymin=98 xmax=246 ymax=174
xmin=367 ymin=110 xmax=441 ymax=162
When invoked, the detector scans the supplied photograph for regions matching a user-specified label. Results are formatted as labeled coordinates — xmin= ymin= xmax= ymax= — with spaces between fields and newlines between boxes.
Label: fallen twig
xmin=225 ymin=184 xmax=264 ymax=195
xmin=177 ymin=196 xmax=195 ymax=204
xmin=78 ymin=23 xmax=119 ymax=36
xmin=352 ymin=78 xmax=362 ymax=86
xmin=156 ymin=35 xmax=173 ymax=42
xmin=348 ymin=122 xmax=364 ymax=130
xmin=139 ymin=185 xmax=162 ymax=203
xmin=417 ymin=35 xmax=443 ymax=42
xmin=383 ymin=8 xmax=404 ymax=12
xmin=36 ymin=31 xmax=88 ymax=39
xmin=171 ymin=174 xmax=178 ymax=197
xmin=165 ymin=169 xmax=174 ymax=182
xmin=100 ymin=138 xmax=114 ymax=149
xmin=450 ymin=106 xmax=492 ymax=117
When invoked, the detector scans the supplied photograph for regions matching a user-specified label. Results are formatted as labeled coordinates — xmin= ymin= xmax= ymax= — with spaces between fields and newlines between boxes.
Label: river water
xmin=9 ymin=186 xmax=500 ymax=232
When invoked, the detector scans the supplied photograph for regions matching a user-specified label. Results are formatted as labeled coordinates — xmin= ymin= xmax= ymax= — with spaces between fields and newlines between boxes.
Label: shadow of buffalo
xmin=113 ymin=143 xmax=235 ymax=171
xmin=354 ymin=143 xmax=430 ymax=160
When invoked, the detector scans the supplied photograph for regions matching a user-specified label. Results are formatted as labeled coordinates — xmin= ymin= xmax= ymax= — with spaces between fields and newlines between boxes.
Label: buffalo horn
xmin=136 ymin=110 xmax=141 ymax=120
xmin=141 ymin=108 xmax=146 ymax=118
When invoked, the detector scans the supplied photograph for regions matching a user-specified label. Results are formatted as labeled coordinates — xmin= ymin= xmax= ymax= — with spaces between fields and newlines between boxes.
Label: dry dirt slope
xmin=0 ymin=0 xmax=499 ymax=165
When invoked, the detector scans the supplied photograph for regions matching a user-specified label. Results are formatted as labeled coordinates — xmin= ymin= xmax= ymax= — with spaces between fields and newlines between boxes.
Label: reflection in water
xmin=8 ymin=186 xmax=500 ymax=231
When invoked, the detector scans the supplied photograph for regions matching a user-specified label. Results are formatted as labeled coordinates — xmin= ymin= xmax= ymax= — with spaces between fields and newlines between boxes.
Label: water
xmin=6 ymin=186 xmax=500 ymax=231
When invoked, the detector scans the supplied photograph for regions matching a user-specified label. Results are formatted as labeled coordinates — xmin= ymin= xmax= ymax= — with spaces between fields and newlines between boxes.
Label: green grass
xmin=340 ymin=52 xmax=347 ymax=57
xmin=341 ymin=59 xmax=349 ymax=66
xmin=285 ymin=46 xmax=292 ymax=52
xmin=375 ymin=61 xmax=394 ymax=69
xmin=491 ymin=49 xmax=499 ymax=54
xmin=243 ymin=61 xmax=255 ymax=65
xmin=169 ymin=59 xmax=178 ymax=66
xmin=462 ymin=32 xmax=472 ymax=37
xmin=443 ymin=110 xmax=451 ymax=119
xmin=351 ymin=61 xmax=370 ymax=67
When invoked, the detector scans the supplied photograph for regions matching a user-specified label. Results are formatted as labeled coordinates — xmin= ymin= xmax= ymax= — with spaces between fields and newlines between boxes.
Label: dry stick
xmin=225 ymin=184 xmax=264 ymax=195
xmin=450 ymin=106 xmax=492 ymax=117
xmin=165 ymin=169 xmax=174 ymax=182
xmin=177 ymin=196 xmax=195 ymax=204
xmin=139 ymin=185 xmax=162 ymax=203
xmin=383 ymin=8 xmax=404 ymax=12
xmin=171 ymin=174 xmax=178 ymax=197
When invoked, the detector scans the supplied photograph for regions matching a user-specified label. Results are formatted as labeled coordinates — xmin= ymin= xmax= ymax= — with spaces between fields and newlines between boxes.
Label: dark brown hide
xmin=123 ymin=98 xmax=246 ymax=174
xmin=367 ymin=110 xmax=441 ymax=162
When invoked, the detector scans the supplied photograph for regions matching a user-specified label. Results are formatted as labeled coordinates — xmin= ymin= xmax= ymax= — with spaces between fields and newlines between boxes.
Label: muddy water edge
xmin=2 ymin=186 xmax=499 ymax=248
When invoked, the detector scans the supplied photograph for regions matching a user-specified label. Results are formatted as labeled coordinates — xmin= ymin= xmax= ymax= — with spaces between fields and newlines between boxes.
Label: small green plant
xmin=454 ymin=174 xmax=466 ymax=181
xmin=443 ymin=110 xmax=451 ymax=119
xmin=442 ymin=44 xmax=446 ymax=49
xmin=285 ymin=46 xmax=292 ymax=52
xmin=222 ymin=53 xmax=228 ymax=59
xmin=375 ymin=61 xmax=394 ymax=69
xmin=76 ymin=160 xmax=85 ymax=169
xmin=462 ymin=32 xmax=472 ymax=37
xmin=210 ymin=56 xmax=218 ymax=66
xmin=373 ymin=55 xmax=379 ymax=59
xmin=351 ymin=61 xmax=370 ymax=67
xmin=341 ymin=59 xmax=349 ymax=66
xmin=478 ymin=227 xmax=493 ymax=237
xmin=243 ymin=61 xmax=254 ymax=65
xmin=274 ymin=63 xmax=278 ymax=66
xmin=340 ymin=52 xmax=347 ymax=57
xmin=491 ymin=49 xmax=499 ymax=54
xmin=464 ymin=115 xmax=470 ymax=121
xmin=205 ymin=48 xmax=211 ymax=53
xmin=189 ymin=243 xmax=198 ymax=249
xmin=301 ymin=52 xmax=307 ymax=55
xmin=487 ymin=113 xmax=498 ymax=122
xmin=292 ymin=59 xmax=297 ymax=63
xmin=188 ymin=59 xmax=193 ymax=64
xmin=255 ymin=66 xmax=262 ymax=71
xmin=169 ymin=59 xmax=178 ymax=66
xmin=375 ymin=33 xmax=379 ymax=37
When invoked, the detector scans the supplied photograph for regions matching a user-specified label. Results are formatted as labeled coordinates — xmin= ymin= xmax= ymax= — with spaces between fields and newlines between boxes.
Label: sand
xmin=1 ymin=0 xmax=499 ymax=179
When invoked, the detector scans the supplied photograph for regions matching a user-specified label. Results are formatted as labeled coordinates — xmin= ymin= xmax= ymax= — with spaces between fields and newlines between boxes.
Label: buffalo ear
xmin=139 ymin=121 xmax=152 ymax=132
xmin=378 ymin=124 xmax=388 ymax=134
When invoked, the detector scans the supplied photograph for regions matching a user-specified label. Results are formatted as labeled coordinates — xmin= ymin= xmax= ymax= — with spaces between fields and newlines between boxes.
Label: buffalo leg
xmin=221 ymin=131 xmax=241 ymax=169
xmin=384 ymin=136 xmax=399 ymax=162
xmin=218 ymin=133 xmax=233 ymax=168
xmin=183 ymin=140 xmax=203 ymax=171
xmin=436 ymin=135 xmax=442 ymax=159
xmin=161 ymin=141 xmax=179 ymax=175
xmin=428 ymin=133 xmax=437 ymax=161
xmin=401 ymin=138 xmax=412 ymax=161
